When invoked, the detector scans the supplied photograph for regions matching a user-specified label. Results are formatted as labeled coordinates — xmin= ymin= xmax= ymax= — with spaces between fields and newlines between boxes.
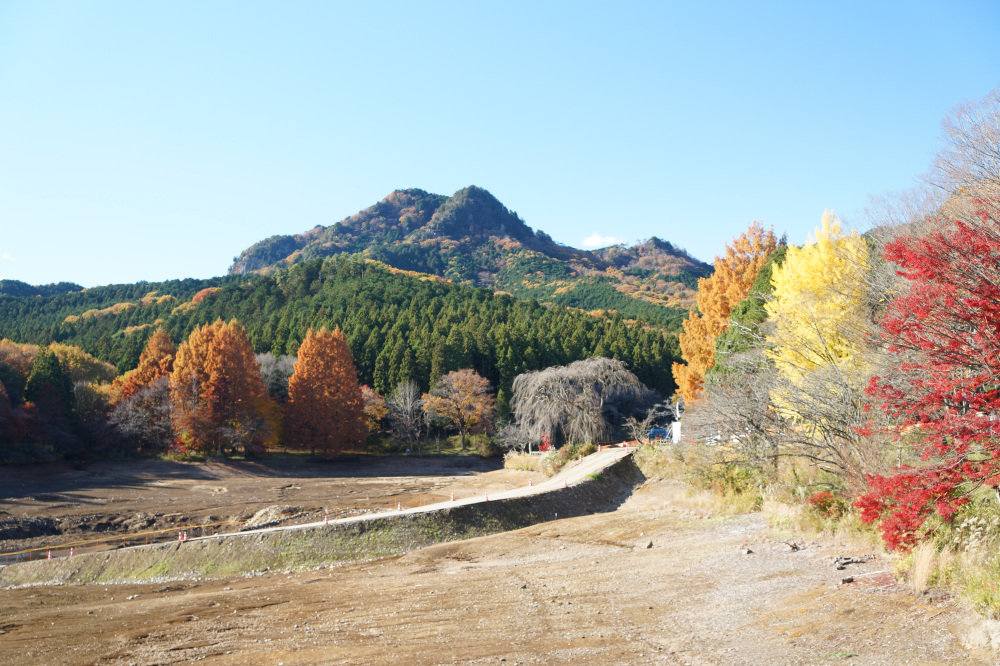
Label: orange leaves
xmin=421 ymin=369 xmax=495 ymax=450
xmin=169 ymin=319 xmax=270 ymax=454
xmin=284 ymin=328 xmax=365 ymax=457
xmin=191 ymin=287 xmax=223 ymax=304
xmin=112 ymin=329 xmax=175 ymax=403
xmin=673 ymin=222 xmax=777 ymax=403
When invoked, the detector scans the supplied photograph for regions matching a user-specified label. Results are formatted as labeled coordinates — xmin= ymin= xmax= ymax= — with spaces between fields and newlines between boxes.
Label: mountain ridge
xmin=229 ymin=186 xmax=711 ymax=327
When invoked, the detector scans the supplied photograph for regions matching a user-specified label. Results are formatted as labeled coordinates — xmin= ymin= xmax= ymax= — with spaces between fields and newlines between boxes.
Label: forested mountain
xmin=0 ymin=280 xmax=84 ymax=298
xmin=0 ymin=257 xmax=680 ymax=415
xmin=230 ymin=186 xmax=711 ymax=330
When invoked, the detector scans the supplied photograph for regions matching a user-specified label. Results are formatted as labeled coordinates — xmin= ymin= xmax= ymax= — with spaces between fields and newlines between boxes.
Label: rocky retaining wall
xmin=0 ymin=457 xmax=645 ymax=587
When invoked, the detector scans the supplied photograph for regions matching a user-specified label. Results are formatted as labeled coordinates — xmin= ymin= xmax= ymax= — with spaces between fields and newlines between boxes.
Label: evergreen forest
xmin=0 ymin=256 xmax=681 ymax=417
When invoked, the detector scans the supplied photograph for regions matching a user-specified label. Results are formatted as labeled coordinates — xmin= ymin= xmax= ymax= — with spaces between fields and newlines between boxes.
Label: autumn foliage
xmin=284 ymin=328 xmax=365 ymax=457
xmin=170 ymin=319 xmax=272 ymax=454
xmin=112 ymin=328 xmax=176 ymax=403
xmin=672 ymin=222 xmax=777 ymax=402
xmin=422 ymin=369 xmax=495 ymax=450
xmin=765 ymin=212 xmax=871 ymax=404
xmin=857 ymin=202 xmax=1000 ymax=549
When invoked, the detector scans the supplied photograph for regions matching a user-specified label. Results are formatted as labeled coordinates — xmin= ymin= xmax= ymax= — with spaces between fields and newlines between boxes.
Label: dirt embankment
xmin=0 ymin=456 xmax=509 ymax=555
xmin=0 ymin=457 xmax=644 ymax=588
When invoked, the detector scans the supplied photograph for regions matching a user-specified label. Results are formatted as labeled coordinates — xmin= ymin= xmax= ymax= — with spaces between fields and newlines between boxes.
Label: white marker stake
xmin=324 ymin=509 xmax=329 ymax=525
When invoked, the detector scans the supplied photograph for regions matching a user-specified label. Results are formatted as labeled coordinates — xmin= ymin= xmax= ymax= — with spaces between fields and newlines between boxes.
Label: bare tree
xmin=624 ymin=401 xmax=672 ymax=444
xmin=256 ymin=352 xmax=296 ymax=401
xmin=511 ymin=357 xmax=654 ymax=446
xmin=493 ymin=420 xmax=529 ymax=453
xmin=387 ymin=379 xmax=424 ymax=444
xmin=927 ymin=87 xmax=1000 ymax=200
xmin=107 ymin=377 xmax=174 ymax=455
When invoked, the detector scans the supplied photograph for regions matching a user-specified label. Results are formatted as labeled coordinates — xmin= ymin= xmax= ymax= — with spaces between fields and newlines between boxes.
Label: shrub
xmin=808 ymin=491 xmax=848 ymax=518
xmin=474 ymin=435 xmax=501 ymax=458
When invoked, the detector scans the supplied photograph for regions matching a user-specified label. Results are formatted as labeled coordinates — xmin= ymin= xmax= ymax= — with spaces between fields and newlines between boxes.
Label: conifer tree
xmin=112 ymin=329 xmax=176 ymax=403
xmin=284 ymin=328 xmax=365 ymax=456
xmin=170 ymin=319 xmax=270 ymax=454
xmin=672 ymin=222 xmax=777 ymax=402
xmin=25 ymin=346 xmax=75 ymax=416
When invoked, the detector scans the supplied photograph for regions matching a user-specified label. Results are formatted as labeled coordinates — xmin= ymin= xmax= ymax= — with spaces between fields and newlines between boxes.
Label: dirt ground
xmin=0 ymin=456 xmax=520 ymax=556
xmin=1 ymin=461 xmax=997 ymax=665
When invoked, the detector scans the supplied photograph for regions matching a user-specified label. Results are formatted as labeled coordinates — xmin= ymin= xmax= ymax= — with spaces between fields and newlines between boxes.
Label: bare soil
xmin=0 ymin=460 xmax=996 ymax=664
xmin=0 ymin=456 xmax=515 ymax=556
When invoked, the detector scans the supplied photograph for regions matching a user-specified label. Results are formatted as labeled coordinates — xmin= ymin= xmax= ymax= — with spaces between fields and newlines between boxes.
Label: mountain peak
xmin=228 ymin=186 xmax=711 ymax=323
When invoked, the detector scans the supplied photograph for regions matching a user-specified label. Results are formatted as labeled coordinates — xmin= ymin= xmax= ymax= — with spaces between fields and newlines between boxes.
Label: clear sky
xmin=1 ymin=1 xmax=998 ymax=287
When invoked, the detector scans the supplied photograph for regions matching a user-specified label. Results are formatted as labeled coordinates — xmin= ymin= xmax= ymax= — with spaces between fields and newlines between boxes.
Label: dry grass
xmin=900 ymin=542 xmax=957 ymax=595
xmin=503 ymin=452 xmax=546 ymax=473
xmin=762 ymin=498 xmax=884 ymax=552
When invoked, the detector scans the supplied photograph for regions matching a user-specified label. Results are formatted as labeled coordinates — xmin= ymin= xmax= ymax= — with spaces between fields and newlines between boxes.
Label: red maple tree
xmin=857 ymin=201 xmax=1000 ymax=549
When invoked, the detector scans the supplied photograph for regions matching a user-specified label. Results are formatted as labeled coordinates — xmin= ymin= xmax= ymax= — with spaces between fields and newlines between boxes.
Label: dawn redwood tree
xmin=170 ymin=319 xmax=271 ymax=454
xmin=672 ymin=222 xmax=777 ymax=403
xmin=422 ymin=369 xmax=495 ymax=450
xmin=284 ymin=328 xmax=365 ymax=457
xmin=112 ymin=328 xmax=176 ymax=403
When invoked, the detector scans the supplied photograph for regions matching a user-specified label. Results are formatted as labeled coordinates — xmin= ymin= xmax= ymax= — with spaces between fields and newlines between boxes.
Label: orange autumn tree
xmin=672 ymin=222 xmax=778 ymax=403
xmin=284 ymin=328 xmax=365 ymax=457
xmin=422 ymin=369 xmax=495 ymax=450
xmin=170 ymin=319 xmax=273 ymax=455
xmin=111 ymin=329 xmax=176 ymax=403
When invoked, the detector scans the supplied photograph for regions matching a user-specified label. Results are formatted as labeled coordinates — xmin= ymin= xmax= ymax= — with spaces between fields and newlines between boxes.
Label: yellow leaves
xmin=49 ymin=343 xmax=117 ymax=384
xmin=363 ymin=259 xmax=452 ymax=284
xmin=64 ymin=296 xmax=174 ymax=324
xmin=139 ymin=291 xmax=175 ymax=306
xmin=765 ymin=212 xmax=870 ymax=391
xmin=171 ymin=301 xmax=197 ymax=315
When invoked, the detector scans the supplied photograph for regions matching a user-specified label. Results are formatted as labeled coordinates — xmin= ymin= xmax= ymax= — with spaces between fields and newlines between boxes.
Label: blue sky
xmin=1 ymin=1 xmax=998 ymax=287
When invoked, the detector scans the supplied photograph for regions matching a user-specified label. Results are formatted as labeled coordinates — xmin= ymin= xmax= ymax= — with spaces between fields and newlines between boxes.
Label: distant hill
xmin=0 ymin=280 xmax=84 ymax=298
xmin=230 ymin=186 xmax=711 ymax=330
xmin=0 ymin=258 xmax=680 ymax=404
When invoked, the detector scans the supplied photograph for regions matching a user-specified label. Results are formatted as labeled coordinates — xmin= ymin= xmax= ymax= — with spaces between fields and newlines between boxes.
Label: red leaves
xmin=862 ymin=202 xmax=1000 ymax=549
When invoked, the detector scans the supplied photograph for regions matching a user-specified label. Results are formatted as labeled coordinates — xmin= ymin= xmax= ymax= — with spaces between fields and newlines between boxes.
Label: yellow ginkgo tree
xmin=765 ymin=211 xmax=869 ymax=383
xmin=764 ymin=211 xmax=887 ymax=490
